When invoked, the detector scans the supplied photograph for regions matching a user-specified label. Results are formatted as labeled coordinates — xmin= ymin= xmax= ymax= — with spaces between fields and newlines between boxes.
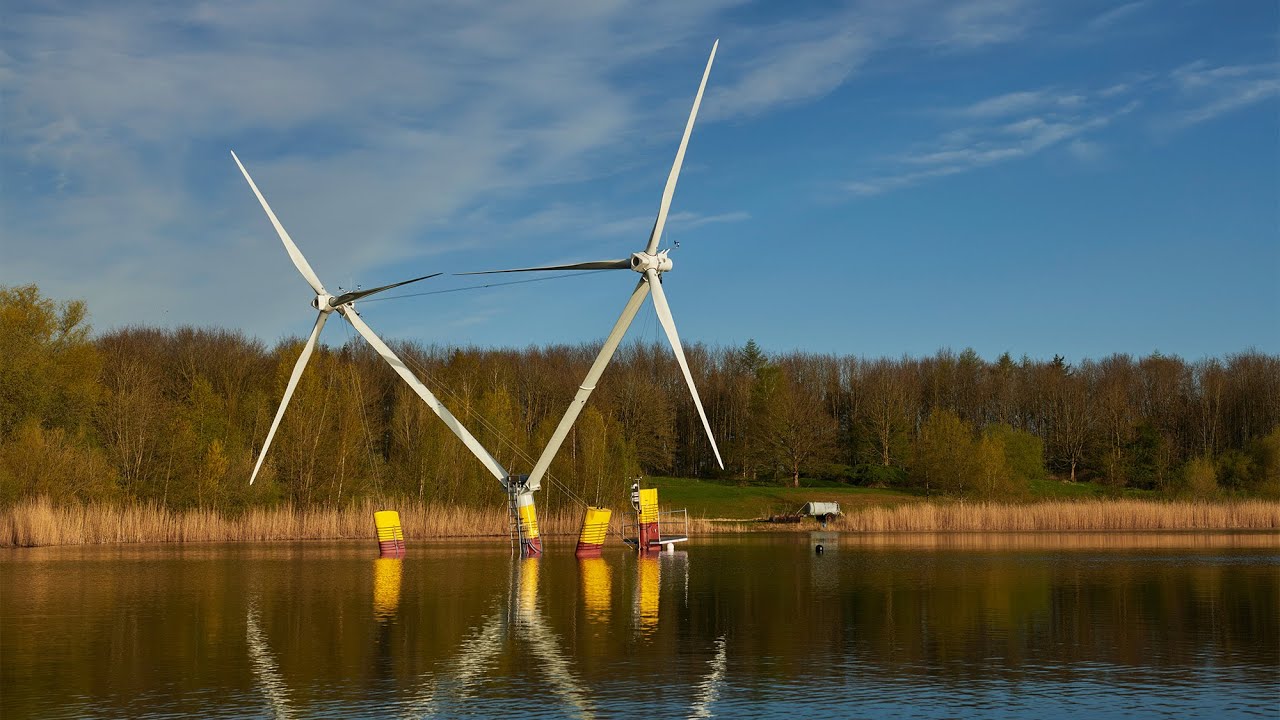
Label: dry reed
xmin=0 ymin=497 xmax=588 ymax=548
xmin=3 ymin=497 xmax=1277 ymax=548
xmin=831 ymin=499 xmax=1280 ymax=533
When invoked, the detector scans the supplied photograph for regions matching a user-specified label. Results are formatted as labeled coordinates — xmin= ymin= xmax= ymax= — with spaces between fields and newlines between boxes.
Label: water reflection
xmin=1 ymin=534 xmax=1276 ymax=719
xmin=689 ymin=635 xmax=728 ymax=719
xmin=407 ymin=550 xmax=596 ymax=712
xmin=634 ymin=554 xmax=660 ymax=638
xmin=579 ymin=557 xmax=611 ymax=624
xmin=832 ymin=531 xmax=1280 ymax=551
xmin=515 ymin=559 xmax=596 ymax=719
xmin=245 ymin=598 xmax=295 ymax=720
xmin=373 ymin=558 xmax=402 ymax=621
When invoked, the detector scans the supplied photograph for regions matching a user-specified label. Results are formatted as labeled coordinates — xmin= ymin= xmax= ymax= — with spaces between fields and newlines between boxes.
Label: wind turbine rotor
xmin=232 ymin=152 xmax=507 ymax=487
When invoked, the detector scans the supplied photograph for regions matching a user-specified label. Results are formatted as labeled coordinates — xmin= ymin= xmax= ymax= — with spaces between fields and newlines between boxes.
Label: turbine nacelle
xmin=630 ymin=251 xmax=673 ymax=275
xmin=312 ymin=293 xmax=337 ymax=312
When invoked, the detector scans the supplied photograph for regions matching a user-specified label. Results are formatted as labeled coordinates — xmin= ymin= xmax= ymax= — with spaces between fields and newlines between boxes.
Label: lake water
xmin=2 ymin=533 xmax=1277 ymax=719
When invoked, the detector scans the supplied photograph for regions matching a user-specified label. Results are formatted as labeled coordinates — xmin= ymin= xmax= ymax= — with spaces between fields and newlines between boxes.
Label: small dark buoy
xmin=815 ymin=543 xmax=824 ymax=554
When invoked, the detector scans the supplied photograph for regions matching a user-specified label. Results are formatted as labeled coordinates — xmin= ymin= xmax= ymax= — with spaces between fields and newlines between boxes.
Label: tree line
xmin=2 ymin=284 xmax=1277 ymax=512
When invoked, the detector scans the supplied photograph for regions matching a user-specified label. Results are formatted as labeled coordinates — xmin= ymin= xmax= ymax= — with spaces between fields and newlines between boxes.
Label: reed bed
xmin=688 ymin=500 xmax=1279 ymax=534
xmin=3 ymin=497 xmax=1278 ymax=547
xmin=0 ymin=497 xmax=588 ymax=548
xmin=832 ymin=500 xmax=1280 ymax=533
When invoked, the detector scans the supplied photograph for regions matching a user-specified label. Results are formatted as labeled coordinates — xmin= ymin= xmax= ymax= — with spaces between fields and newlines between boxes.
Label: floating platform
xmin=624 ymin=534 xmax=689 ymax=549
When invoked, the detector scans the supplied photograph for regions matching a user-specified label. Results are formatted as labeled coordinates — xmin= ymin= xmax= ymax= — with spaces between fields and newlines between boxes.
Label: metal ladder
xmin=506 ymin=484 xmax=524 ymax=555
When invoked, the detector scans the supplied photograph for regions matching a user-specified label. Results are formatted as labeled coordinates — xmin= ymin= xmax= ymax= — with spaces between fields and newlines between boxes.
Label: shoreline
xmin=3 ymin=497 xmax=1277 ymax=548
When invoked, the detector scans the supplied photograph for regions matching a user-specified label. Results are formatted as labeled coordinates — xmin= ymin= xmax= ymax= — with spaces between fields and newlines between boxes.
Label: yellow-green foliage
xmin=913 ymin=411 xmax=1033 ymax=498
xmin=0 ymin=284 xmax=102 ymax=438
xmin=1254 ymin=427 xmax=1280 ymax=495
xmin=0 ymin=421 xmax=118 ymax=505
xmin=1183 ymin=456 xmax=1219 ymax=498
xmin=3 ymin=285 xmax=1279 ymax=512
xmin=984 ymin=423 xmax=1046 ymax=483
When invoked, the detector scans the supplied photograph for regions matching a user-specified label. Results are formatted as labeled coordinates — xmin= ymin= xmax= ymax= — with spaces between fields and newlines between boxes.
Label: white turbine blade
xmin=231 ymin=150 xmax=327 ymax=295
xmin=250 ymin=311 xmax=328 ymax=485
xmin=331 ymin=273 xmax=441 ymax=306
xmin=340 ymin=307 xmax=508 ymax=483
xmin=646 ymin=269 xmax=723 ymax=469
xmin=644 ymin=39 xmax=717 ymax=256
xmin=457 ymin=259 xmax=630 ymax=275
xmin=525 ymin=279 xmax=651 ymax=492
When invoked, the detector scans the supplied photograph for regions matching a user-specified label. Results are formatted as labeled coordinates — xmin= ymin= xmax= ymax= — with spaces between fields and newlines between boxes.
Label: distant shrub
xmin=1216 ymin=449 xmax=1255 ymax=491
xmin=1183 ymin=456 xmax=1218 ymax=498
xmin=853 ymin=463 xmax=908 ymax=488
xmin=1251 ymin=427 xmax=1280 ymax=496
xmin=984 ymin=423 xmax=1047 ymax=483
xmin=812 ymin=462 xmax=856 ymax=483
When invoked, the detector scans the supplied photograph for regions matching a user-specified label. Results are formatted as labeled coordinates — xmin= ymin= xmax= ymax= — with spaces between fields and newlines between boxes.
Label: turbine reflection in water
xmin=449 ymin=609 xmax=505 ymax=703
xmin=245 ymin=598 xmax=295 ymax=720
xmin=516 ymin=558 xmax=596 ymax=719
xmin=689 ymin=635 xmax=729 ymax=719
xmin=443 ymin=558 xmax=597 ymax=718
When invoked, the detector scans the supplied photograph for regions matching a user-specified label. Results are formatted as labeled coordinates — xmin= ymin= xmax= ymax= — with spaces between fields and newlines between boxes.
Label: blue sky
xmin=2 ymin=0 xmax=1276 ymax=364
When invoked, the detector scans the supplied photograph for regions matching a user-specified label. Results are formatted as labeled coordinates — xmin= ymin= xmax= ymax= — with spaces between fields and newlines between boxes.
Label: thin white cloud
xmin=850 ymin=86 xmax=1140 ymax=195
xmin=707 ymin=0 xmax=1037 ymax=119
xmin=1165 ymin=60 xmax=1280 ymax=129
xmin=953 ymin=89 xmax=1084 ymax=119
xmin=591 ymin=209 xmax=750 ymax=239
xmin=1087 ymin=1 xmax=1149 ymax=32
xmin=932 ymin=0 xmax=1035 ymax=49
xmin=1066 ymin=138 xmax=1106 ymax=165
xmin=0 ymin=1 xmax=735 ymax=338
xmin=847 ymin=51 xmax=1278 ymax=197
xmin=709 ymin=27 xmax=874 ymax=119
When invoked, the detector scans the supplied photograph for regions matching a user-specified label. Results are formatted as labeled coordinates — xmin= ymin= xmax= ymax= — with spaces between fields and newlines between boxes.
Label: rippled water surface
xmin=3 ymin=533 xmax=1277 ymax=719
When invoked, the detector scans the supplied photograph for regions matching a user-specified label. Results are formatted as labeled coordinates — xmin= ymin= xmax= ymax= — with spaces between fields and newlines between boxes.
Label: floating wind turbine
xmin=231 ymin=151 xmax=509 ymax=487
xmin=461 ymin=40 xmax=724 ymax=492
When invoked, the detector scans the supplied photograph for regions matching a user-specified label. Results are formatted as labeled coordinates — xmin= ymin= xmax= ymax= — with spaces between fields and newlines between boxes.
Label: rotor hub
xmin=312 ymin=293 xmax=337 ymax=312
xmin=630 ymin=251 xmax=673 ymax=275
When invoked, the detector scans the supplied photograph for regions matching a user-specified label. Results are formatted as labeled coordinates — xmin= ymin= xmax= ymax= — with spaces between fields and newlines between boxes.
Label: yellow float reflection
xmin=579 ymin=557 xmax=612 ymax=624
xmin=634 ymin=554 xmax=660 ymax=638
xmin=372 ymin=558 xmax=402 ymax=622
